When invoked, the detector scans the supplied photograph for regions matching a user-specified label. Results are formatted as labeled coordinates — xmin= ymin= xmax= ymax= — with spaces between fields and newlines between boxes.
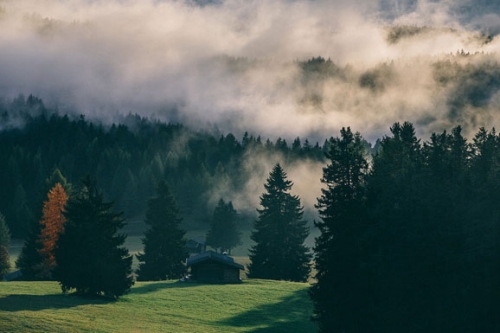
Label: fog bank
xmin=0 ymin=0 xmax=500 ymax=141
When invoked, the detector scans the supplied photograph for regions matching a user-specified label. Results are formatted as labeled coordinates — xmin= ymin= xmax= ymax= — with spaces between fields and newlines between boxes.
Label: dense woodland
xmin=311 ymin=123 xmax=500 ymax=332
xmin=2 ymin=53 xmax=500 ymax=331
xmin=0 ymin=94 xmax=326 ymax=238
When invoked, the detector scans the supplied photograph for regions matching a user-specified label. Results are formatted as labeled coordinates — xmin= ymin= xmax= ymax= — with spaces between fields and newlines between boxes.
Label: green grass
xmin=0 ymin=279 xmax=317 ymax=333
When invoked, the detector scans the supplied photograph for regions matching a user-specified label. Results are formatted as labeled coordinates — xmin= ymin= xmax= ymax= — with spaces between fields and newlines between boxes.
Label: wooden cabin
xmin=186 ymin=239 xmax=206 ymax=254
xmin=186 ymin=251 xmax=244 ymax=283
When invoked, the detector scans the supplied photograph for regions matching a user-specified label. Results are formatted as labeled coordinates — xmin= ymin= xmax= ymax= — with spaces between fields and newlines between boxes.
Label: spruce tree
xmin=310 ymin=127 xmax=370 ymax=333
xmin=0 ymin=213 xmax=10 ymax=279
xmin=53 ymin=178 xmax=133 ymax=298
xmin=16 ymin=222 xmax=44 ymax=280
xmin=0 ymin=212 xmax=10 ymax=250
xmin=367 ymin=122 xmax=426 ymax=331
xmin=206 ymin=198 xmax=241 ymax=254
xmin=136 ymin=180 xmax=188 ymax=281
xmin=44 ymin=168 xmax=72 ymax=197
xmin=248 ymin=163 xmax=311 ymax=282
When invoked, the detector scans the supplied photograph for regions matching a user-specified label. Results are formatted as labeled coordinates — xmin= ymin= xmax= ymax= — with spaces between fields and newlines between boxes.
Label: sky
xmin=0 ymin=0 xmax=500 ymax=143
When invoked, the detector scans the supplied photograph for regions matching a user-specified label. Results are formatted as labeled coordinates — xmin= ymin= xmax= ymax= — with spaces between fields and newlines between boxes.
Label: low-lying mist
xmin=2 ymin=0 xmax=500 ymax=232
xmin=1 ymin=0 xmax=500 ymax=143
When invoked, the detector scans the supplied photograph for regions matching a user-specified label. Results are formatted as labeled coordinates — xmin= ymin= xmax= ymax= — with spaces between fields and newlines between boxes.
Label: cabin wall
xmin=190 ymin=261 xmax=241 ymax=283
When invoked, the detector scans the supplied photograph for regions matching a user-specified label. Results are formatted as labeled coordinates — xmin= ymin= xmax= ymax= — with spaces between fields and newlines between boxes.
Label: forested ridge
xmin=3 ymin=0 xmax=500 ymax=328
xmin=0 ymin=95 xmax=326 ymax=238
xmin=311 ymin=123 xmax=500 ymax=332
xmin=3 ymin=52 xmax=500 ymax=330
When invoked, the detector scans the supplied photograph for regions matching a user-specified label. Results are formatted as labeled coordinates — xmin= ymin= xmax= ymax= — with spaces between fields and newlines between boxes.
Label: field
xmin=0 ymin=279 xmax=317 ymax=333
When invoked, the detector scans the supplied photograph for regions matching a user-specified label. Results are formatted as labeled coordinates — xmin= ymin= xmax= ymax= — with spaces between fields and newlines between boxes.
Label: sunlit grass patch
xmin=0 ymin=279 xmax=316 ymax=333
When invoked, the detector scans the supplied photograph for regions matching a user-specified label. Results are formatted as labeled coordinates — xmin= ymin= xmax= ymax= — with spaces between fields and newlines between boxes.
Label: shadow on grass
xmin=216 ymin=288 xmax=317 ymax=333
xmin=131 ymin=281 xmax=203 ymax=295
xmin=0 ymin=293 xmax=113 ymax=312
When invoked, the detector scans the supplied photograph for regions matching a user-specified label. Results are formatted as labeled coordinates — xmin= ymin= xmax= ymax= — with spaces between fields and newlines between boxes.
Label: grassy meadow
xmin=2 ymin=219 xmax=318 ymax=332
xmin=0 ymin=279 xmax=317 ymax=333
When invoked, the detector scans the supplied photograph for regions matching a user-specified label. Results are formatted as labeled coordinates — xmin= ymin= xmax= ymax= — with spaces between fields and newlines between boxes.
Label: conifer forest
xmin=2 ymin=0 xmax=500 ymax=332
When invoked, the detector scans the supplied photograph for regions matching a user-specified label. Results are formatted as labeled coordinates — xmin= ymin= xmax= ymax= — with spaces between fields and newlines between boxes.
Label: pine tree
xmin=0 ymin=212 xmax=10 ymax=249
xmin=15 ymin=222 xmax=44 ymax=280
xmin=136 ymin=180 xmax=188 ymax=281
xmin=206 ymin=198 xmax=241 ymax=254
xmin=44 ymin=168 xmax=72 ymax=197
xmin=310 ymin=127 xmax=370 ymax=333
xmin=53 ymin=178 xmax=134 ymax=298
xmin=38 ymin=183 xmax=69 ymax=279
xmin=367 ymin=122 xmax=426 ymax=331
xmin=247 ymin=163 xmax=311 ymax=282
xmin=0 ymin=213 xmax=10 ymax=279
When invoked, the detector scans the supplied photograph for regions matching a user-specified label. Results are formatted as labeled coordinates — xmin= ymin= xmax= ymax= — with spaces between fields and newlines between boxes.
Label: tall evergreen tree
xmin=38 ymin=183 xmax=69 ymax=279
xmin=53 ymin=178 xmax=133 ymax=298
xmin=206 ymin=198 xmax=241 ymax=254
xmin=310 ymin=127 xmax=370 ymax=333
xmin=136 ymin=180 xmax=188 ymax=281
xmin=247 ymin=163 xmax=311 ymax=282
xmin=367 ymin=122 xmax=429 ymax=332
xmin=44 ymin=168 xmax=72 ymax=197
xmin=0 ymin=213 xmax=10 ymax=279
xmin=15 ymin=222 xmax=44 ymax=280
xmin=0 ymin=212 xmax=10 ymax=250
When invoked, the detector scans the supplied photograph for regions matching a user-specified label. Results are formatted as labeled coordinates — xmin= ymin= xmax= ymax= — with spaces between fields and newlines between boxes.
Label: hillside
xmin=0 ymin=279 xmax=316 ymax=333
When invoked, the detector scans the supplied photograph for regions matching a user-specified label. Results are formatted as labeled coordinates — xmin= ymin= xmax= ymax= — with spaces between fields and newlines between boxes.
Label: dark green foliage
xmin=0 ymin=96 xmax=325 ymax=238
xmin=12 ymin=184 xmax=35 ymax=237
xmin=386 ymin=25 xmax=434 ymax=44
xmin=0 ymin=212 xmax=10 ymax=249
xmin=365 ymin=122 xmax=428 ymax=332
xmin=136 ymin=181 xmax=188 ymax=281
xmin=310 ymin=128 xmax=370 ymax=333
xmin=332 ymin=123 xmax=500 ymax=332
xmin=15 ymin=220 xmax=44 ymax=280
xmin=248 ymin=164 xmax=311 ymax=282
xmin=311 ymin=123 xmax=500 ymax=332
xmin=53 ymin=178 xmax=134 ymax=298
xmin=206 ymin=198 xmax=241 ymax=254
xmin=0 ymin=246 xmax=9 ymax=279
xmin=44 ymin=168 xmax=72 ymax=196
xmin=0 ymin=213 xmax=10 ymax=278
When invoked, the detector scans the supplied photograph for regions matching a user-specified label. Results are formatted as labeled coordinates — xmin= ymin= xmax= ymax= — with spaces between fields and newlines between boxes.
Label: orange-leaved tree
xmin=38 ymin=183 xmax=68 ymax=278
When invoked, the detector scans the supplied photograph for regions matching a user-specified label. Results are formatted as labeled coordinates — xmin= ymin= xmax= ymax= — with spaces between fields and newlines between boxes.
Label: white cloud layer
xmin=0 ymin=0 xmax=500 ymax=141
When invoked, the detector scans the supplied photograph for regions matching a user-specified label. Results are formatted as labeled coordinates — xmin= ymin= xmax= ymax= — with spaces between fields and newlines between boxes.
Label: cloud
xmin=0 ymin=0 xmax=499 ymax=142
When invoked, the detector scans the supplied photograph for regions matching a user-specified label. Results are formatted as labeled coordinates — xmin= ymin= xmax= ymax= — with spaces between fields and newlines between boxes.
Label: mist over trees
xmin=2 ymin=52 xmax=500 ymax=326
xmin=0 ymin=95 xmax=326 ymax=238
xmin=2 ymin=0 xmax=500 ymax=327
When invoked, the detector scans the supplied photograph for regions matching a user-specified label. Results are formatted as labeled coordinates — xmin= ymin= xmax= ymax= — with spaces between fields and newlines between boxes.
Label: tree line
xmin=0 ymin=95 xmax=326 ymax=238
xmin=311 ymin=123 xmax=500 ymax=332
xmin=2 ymin=96 xmax=500 ymax=330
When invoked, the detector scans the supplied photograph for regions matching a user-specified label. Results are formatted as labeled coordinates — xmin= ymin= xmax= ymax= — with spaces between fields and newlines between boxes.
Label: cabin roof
xmin=186 ymin=251 xmax=244 ymax=270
